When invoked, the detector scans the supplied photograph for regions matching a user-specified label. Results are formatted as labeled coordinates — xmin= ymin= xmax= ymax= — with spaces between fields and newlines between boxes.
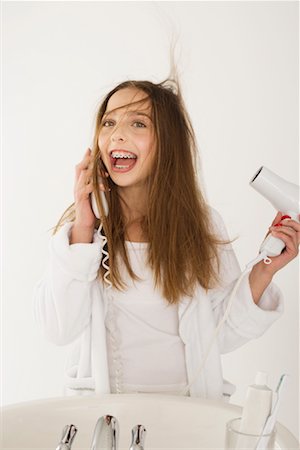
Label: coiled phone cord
xmin=97 ymin=223 xmax=124 ymax=394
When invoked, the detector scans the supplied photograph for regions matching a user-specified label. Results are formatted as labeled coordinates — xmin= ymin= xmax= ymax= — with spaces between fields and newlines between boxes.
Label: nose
xmin=110 ymin=124 xmax=126 ymax=143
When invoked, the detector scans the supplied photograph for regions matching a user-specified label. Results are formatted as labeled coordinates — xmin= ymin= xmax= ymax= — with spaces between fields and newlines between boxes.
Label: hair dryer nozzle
xmin=250 ymin=166 xmax=300 ymax=217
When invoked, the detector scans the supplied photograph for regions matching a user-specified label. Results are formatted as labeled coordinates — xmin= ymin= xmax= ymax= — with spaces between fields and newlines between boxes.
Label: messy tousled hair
xmin=54 ymin=76 xmax=228 ymax=303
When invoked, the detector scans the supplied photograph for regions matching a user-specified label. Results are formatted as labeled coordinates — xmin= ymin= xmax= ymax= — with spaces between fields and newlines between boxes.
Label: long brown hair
xmin=55 ymin=78 xmax=228 ymax=303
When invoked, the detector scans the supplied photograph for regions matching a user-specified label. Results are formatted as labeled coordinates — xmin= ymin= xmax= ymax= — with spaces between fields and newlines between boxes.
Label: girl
xmin=34 ymin=78 xmax=299 ymax=399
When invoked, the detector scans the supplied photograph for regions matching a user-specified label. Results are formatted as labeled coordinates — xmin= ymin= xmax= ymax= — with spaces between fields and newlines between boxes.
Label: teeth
xmin=111 ymin=151 xmax=137 ymax=159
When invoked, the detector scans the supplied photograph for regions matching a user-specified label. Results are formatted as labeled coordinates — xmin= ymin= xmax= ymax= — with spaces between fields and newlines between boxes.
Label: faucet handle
xmin=129 ymin=425 xmax=147 ymax=450
xmin=90 ymin=415 xmax=119 ymax=450
xmin=56 ymin=424 xmax=77 ymax=450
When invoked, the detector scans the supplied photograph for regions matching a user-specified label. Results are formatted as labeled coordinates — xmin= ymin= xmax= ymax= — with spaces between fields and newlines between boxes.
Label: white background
xmin=2 ymin=0 xmax=299 ymax=440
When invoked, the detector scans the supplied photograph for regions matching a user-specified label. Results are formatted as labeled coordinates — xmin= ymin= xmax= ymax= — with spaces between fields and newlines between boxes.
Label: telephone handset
xmin=90 ymin=181 xmax=109 ymax=219
xmin=89 ymin=147 xmax=109 ymax=218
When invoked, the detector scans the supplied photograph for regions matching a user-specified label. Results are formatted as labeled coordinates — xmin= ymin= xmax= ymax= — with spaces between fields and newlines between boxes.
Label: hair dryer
xmin=250 ymin=166 xmax=300 ymax=260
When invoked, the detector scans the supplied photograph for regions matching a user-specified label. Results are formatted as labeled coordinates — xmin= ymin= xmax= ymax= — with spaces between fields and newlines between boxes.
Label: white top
xmin=106 ymin=241 xmax=188 ymax=394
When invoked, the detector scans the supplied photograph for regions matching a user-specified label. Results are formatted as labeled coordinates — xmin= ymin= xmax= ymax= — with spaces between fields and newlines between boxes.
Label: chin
xmin=110 ymin=174 xmax=135 ymax=186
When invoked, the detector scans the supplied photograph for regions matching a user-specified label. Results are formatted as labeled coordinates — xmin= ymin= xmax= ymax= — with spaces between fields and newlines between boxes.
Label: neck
xmin=117 ymin=185 xmax=149 ymax=242
xmin=118 ymin=185 xmax=148 ymax=222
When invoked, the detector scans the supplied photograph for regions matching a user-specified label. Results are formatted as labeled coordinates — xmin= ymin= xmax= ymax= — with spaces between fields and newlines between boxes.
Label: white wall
xmin=3 ymin=0 xmax=299 ymax=440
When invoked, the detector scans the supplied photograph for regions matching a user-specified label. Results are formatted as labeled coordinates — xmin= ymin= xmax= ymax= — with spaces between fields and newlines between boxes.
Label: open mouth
xmin=109 ymin=150 xmax=138 ymax=172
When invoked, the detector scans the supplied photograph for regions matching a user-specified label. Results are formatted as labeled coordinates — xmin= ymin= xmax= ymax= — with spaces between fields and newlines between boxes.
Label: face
xmin=98 ymin=87 xmax=156 ymax=189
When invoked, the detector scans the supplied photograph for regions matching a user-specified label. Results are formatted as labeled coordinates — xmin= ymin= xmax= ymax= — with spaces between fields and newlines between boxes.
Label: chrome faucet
xmin=129 ymin=425 xmax=147 ymax=450
xmin=55 ymin=416 xmax=146 ymax=450
xmin=55 ymin=424 xmax=77 ymax=450
xmin=90 ymin=415 xmax=119 ymax=450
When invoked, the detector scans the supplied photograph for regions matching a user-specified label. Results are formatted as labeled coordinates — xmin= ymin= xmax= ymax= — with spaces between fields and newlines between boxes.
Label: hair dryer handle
xmin=259 ymin=215 xmax=299 ymax=258
xmin=259 ymin=234 xmax=286 ymax=258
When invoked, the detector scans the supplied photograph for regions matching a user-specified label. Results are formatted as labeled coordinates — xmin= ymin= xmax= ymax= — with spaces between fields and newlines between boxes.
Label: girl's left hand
xmin=259 ymin=212 xmax=300 ymax=276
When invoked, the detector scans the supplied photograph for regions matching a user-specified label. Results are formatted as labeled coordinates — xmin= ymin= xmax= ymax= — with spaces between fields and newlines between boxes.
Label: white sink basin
xmin=1 ymin=394 xmax=299 ymax=449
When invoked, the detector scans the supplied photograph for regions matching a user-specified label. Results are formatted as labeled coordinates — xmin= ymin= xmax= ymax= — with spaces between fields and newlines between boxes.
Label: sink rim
xmin=1 ymin=394 xmax=299 ymax=449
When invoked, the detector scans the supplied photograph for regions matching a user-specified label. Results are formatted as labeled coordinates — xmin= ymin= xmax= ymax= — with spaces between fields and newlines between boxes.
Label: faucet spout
xmin=90 ymin=415 xmax=119 ymax=450
xmin=129 ymin=425 xmax=146 ymax=450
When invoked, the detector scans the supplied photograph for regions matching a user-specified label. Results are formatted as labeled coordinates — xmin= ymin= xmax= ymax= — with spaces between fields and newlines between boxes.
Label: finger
xmin=272 ymin=221 xmax=300 ymax=247
xmin=75 ymin=179 xmax=94 ymax=199
xmin=80 ymin=184 xmax=94 ymax=199
xmin=80 ymin=148 xmax=92 ymax=166
xmin=99 ymin=166 xmax=110 ymax=178
xmin=271 ymin=234 xmax=297 ymax=258
xmin=75 ymin=149 xmax=93 ymax=181
xmin=83 ymin=182 xmax=94 ymax=195
xmin=271 ymin=224 xmax=298 ymax=238
xmin=272 ymin=215 xmax=299 ymax=229
xmin=271 ymin=228 xmax=298 ymax=251
xmin=74 ymin=181 xmax=94 ymax=201
xmin=77 ymin=168 xmax=93 ymax=189
xmin=279 ymin=218 xmax=300 ymax=234
xmin=99 ymin=182 xmax=111 ymax=192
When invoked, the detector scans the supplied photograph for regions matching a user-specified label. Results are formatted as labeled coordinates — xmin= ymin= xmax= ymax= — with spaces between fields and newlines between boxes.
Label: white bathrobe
xmin=34 ymin=209 xmax=283 ymax=399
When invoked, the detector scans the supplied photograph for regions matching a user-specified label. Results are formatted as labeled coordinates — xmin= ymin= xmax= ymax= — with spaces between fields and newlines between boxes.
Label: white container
xmin=240 ymin=372 xmax=273 ymax=434
xmin=236 ymin=371 xmax=273 ymax=449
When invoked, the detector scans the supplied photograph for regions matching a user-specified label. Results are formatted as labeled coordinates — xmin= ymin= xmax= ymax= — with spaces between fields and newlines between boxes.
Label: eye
xmin=102 ymin=120 xmax=114 ymax=127
xmin=133 ymin=121 xmax=146 ymax=128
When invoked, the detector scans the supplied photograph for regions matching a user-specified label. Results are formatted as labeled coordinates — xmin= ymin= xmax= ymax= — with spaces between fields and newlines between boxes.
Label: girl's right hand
xmin=70 ymin=148 xmax=98 ymax=244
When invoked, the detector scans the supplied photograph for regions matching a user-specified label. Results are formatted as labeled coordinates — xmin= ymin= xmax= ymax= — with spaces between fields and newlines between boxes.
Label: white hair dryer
xmin=250 ymin=166 xmax=300 ymax=260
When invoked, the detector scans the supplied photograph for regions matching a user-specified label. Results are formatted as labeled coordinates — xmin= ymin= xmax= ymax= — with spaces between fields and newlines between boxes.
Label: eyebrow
xmin=103 ymin=110 xmax=152 ymax=120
